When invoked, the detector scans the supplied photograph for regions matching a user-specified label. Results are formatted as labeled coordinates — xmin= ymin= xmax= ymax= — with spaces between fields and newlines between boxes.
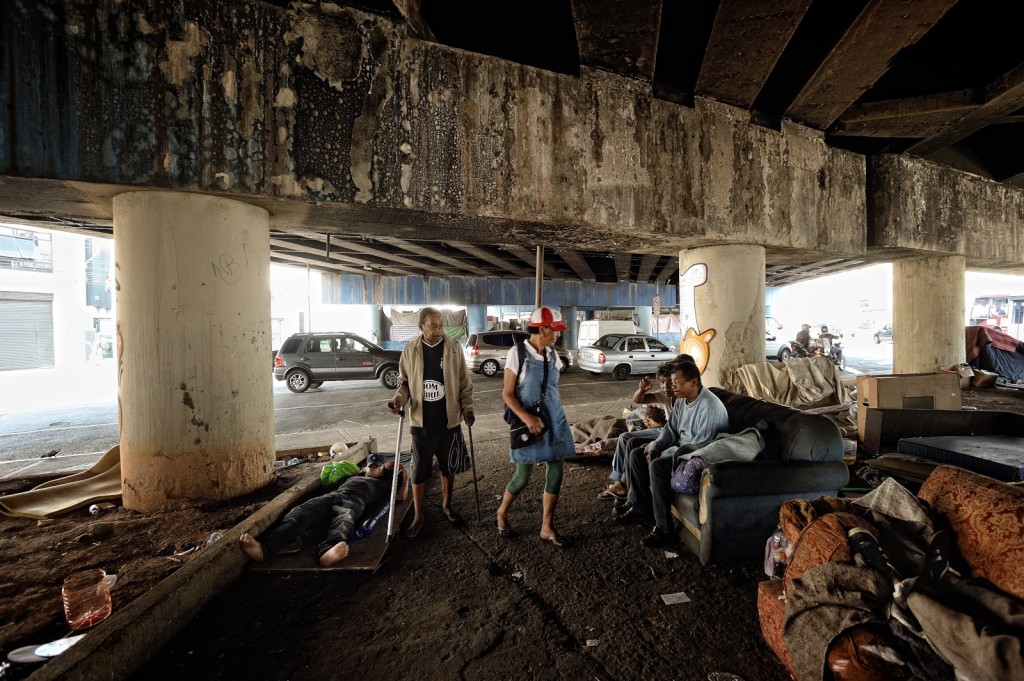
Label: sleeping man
xmin=240 ymin=460 xmax=407 ymax=567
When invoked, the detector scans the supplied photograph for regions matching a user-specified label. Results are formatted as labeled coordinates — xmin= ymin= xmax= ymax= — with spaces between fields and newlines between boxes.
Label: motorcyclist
xmin=795 ymin=324 xmax=811 ymax=353
xmin=817 ymin=325 xmax=845 ymax=369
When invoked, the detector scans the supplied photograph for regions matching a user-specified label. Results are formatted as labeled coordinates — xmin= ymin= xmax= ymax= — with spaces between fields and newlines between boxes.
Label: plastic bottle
xmin=351 ymin=502 xmax=390 ymax=541
xmin=61 ymin=568 xmax=113 ymax=630
xmin=206 ymin=532 xmax=223 ymax=546
xmin=288 ymin=457 xmax=299 ymax=467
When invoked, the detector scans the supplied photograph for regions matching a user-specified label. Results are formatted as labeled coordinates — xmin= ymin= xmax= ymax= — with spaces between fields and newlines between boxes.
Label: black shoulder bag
xmin=508 ymin=344 xmax=551 ymax=449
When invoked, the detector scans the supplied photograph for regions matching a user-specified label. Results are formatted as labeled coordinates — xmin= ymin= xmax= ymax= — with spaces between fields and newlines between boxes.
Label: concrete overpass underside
xmin=3 ymin=0 xmax=1024 ymax=508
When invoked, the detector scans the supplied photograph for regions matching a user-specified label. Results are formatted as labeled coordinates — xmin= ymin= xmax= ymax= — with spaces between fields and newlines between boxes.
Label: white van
xmin=577 ymin=320 xmax=638 ymax=350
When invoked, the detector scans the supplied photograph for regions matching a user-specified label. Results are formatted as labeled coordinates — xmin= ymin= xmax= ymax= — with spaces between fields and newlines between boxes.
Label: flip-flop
xmin=496 ymin=523 xmax=518 ymax=539
xmin=442 ymin=508 xmax=463 ymax=526
xmin=597 ymin=487 xmax=626 ymax=500
xmin=406 ymin=520 xmax=423 ymax=539
xmin=540 ymin=532 xmax=565 ymax=548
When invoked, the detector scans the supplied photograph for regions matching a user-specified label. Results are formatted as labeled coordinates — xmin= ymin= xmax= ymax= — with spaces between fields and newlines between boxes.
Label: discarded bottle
xmin=288 ymin=457 xmax=299 ymax=467
xmin=88 ymin=504 xmax=101 ymax=516
xmin=61 ymin=568 xmax=113 ymax=630
xmin=206 ymin=532 xmax=223 ymax=546
xmin=351 ymin=502 xmax=390 ymax=542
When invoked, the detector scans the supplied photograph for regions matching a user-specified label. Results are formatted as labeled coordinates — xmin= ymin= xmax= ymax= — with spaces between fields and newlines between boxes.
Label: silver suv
xmin=464 ymin=331 xmax=573 ymax=377
xmin=274 ymin=332 xmax=401 ymax=393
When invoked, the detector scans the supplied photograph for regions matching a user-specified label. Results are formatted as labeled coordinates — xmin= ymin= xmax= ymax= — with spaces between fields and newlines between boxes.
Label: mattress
xmin=898 ymin=435 xmax=1024 ymax=482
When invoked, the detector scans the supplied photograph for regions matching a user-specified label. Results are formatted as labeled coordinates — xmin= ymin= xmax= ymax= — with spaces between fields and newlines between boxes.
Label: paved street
xmin=0 ymin=343 xmax=892 ymax=480
xmin=0 ymin=369 xmax=639 ymax=480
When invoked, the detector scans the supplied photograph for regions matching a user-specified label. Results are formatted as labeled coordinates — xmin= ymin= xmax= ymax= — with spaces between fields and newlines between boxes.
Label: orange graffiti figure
xmin=681 ymin=327 xmax=716 ymax=374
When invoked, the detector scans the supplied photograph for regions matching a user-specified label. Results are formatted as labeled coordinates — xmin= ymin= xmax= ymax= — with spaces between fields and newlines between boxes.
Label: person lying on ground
xmin=598 ymin=358 xmax=689 ymax=501
xmin=617 ymin=361 xmax=728 ymax=548
xmin=240 ymin=461 xmax=408 ymax=567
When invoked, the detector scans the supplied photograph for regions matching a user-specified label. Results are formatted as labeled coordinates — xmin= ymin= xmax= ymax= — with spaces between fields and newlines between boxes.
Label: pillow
xmin=670 ymin=456 xmax=709 ymax=495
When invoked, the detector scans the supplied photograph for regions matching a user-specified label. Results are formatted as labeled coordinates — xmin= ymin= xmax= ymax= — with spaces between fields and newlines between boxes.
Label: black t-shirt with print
xmin=420 ymin=339 xmax=447 ymax=432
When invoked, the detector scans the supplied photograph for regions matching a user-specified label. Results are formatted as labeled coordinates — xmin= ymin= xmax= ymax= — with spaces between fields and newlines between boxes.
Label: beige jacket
xmin=390 ymin=334 xmax=474 ymax=429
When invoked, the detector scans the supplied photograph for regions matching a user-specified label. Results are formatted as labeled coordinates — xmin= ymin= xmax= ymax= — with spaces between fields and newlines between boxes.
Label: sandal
xmin=442 ymin=507 xmax=463 ymax=525
xmin=597 ymin=485 xmax=626 ymax=501
xmin=540 ymin=532 xmax=565 ymax=548
xmin=496 ymin=523 xmax=518 ymax=539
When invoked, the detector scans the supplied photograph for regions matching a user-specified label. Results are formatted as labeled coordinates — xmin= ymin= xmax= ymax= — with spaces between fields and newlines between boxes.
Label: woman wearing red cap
xmin=496 ymin=306 xmax=576 ymax=546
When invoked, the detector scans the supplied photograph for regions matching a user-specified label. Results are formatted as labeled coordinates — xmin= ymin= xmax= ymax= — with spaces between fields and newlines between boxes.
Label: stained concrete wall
xmin=869 ymin=155 xmax=1024 ymax=267
xmin=0 ymin=0 xmax=866 ymax=256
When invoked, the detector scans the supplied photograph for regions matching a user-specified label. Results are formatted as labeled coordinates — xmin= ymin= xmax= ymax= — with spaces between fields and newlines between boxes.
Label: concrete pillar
xmin=560 ymin=305 xmax=578 ymax=350
xmin=467 ymin=304 xmax=487 ymax=337
xmin=679 ymin=245 xmax=765 ymax=389
xmin=368 ymin=305 xmax=382 ymax=344
xmin=892 ymin=255 xmax=965 ymax=373
xmin=114 ymin=192 xmax=274 ymax=512
xmin=635 ymin=306 xmax=653 ymax=335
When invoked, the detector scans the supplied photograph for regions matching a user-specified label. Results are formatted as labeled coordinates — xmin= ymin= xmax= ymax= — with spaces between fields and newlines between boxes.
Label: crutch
xmin=386 ymin=408 xmax=405 ymax=542
xmin=467 ymin=424 xmax=481 ymax=522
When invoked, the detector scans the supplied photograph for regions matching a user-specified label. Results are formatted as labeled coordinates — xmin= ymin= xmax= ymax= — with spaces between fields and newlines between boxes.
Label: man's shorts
xmin=409 ymin=426 xmax=460 ymax=484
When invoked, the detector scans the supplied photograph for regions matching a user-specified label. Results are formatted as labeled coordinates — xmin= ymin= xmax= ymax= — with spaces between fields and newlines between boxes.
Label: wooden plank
xmin=696 ymin=0 xmax=812 ymax=108
xmin=908 ymin=64 xmax=1024 ymax=156
xmin=787 ymin=0 xmax=958 ymax=129
xmin=249 ymin=498 xmax=412 ymax=572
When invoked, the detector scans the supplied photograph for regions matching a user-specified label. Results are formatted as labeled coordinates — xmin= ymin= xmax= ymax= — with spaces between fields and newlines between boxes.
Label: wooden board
xmin=250 ymin=497 xmax=412 ymax=573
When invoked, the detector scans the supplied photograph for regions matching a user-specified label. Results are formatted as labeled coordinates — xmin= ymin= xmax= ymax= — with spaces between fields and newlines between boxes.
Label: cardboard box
xmin=856 ymin=373 xmax=962 ymax=441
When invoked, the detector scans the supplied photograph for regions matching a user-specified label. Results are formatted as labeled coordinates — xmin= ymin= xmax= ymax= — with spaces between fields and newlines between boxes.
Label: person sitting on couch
xmin=598 ymin=360 xmax=683 ymax=500
xmin=617 ymin=361 xmax=729 ymax=548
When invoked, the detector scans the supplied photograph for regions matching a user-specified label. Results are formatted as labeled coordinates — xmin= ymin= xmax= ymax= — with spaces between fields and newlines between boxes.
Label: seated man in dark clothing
xmin=239 ymin=460 xmax=407 ymax=567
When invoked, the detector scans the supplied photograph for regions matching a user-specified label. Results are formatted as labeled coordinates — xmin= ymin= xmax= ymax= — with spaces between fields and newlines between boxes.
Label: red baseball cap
xmin=528 ymin=306 xmax=567 ymax=332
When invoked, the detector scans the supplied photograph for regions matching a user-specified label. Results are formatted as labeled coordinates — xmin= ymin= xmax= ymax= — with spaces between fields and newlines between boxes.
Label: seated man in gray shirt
xmin=617 ymin=361 xmax=729 ymax=547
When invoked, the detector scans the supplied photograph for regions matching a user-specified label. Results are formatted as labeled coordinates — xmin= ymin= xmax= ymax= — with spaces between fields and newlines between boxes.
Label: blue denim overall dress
xmin=509 ymin=347 xmax=575 ymax=464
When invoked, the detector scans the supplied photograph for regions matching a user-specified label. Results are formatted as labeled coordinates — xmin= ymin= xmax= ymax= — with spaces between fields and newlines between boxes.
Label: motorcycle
xmin=793 ymin=335 xmax=846 ymax=370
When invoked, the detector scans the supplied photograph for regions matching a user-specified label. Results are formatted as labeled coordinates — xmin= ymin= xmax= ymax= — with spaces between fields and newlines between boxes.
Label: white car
xmin=578 ymin=333 xmax=676 ymax=380
xmin=765 ymin=317 xmax=794 ymax=361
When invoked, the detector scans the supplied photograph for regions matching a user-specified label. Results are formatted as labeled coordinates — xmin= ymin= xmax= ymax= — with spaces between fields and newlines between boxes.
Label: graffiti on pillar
xmin=678 ymin=263 xmax=716 ymax=374
xmin=211 ymin=243 xmax=250 ymax=285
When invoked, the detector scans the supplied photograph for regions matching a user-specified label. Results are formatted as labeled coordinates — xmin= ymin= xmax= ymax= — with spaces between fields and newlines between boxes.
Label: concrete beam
xmin=868 ymin=155 xmax=1024 ymax=269
xmin=0 ymin=0 xmax=866 ymax=259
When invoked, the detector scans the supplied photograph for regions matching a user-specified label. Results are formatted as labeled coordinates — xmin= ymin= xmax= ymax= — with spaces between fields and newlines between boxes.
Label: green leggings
xmin=506 ymin=461 xmax=564 ymax=496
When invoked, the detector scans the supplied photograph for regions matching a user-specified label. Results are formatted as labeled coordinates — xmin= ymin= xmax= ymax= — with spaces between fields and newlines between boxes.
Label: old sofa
xmin=670 ymin=388 xmax=849 ymax=565
xmin=758 ymin=465 xmax=1024 ymax=680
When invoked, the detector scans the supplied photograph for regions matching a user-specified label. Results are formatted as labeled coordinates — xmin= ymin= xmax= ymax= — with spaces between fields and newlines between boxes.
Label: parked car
xmin=576 ymin=319 xmax=637 ymax=350
xmin=577 ymin=333 xmax=676 ymax=380
xmin=464 ymin=330 xmax=573 ymax=376
xmin=765 ymin=317 xmax=793 ymax=361
xmin=274 ymin=332 xmax=401 ymax=392
xmin=874 ymin=323 xmax=894 ymax=344
xmin=765 ymin=330 xmax=794 ymax=362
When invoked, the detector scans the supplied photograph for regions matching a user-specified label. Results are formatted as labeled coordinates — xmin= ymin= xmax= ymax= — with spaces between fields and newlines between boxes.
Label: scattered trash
xmin=288 ymin=457 xmax=299 ymax=467
xmin=62 ymin=569 xmax=113 ymax=630
xmin=648 ymin=565 xmax=656 ymax=578
xmin=510 ymin=571 xmax=524 ymax=582
xmin=330 ymin=442 xmax=349 ymax=456
xmin=206 ymin=532 xmax=223 ymax=546
xmin=40 ymin=449 xmax=59 ymax=459
xmin=321 ymin=460 xmax=360 ymax=486
xmin=664 ymin=551 xmax=679 ymax=559
xmin=659 ymin=591 xmax=691 ymax=605
xmin=174 ymin=544 xmax=199 ymax=557
xmin=274 ymin=460 xmax=286 ymax=469
xmin=88 ymin=504 xmax=101 ymax=516
xmin=585 ymin=639 xmax=599 ymax=647
xmin=166 ymin=556 xmax=181 ymax=563
xmin=707 ymin=673 xmax=745 ymax=681
xmin=351 ymin=503 xmax=390 ymax=541
xmin=35 ymin=634 xmax=87 ymax=657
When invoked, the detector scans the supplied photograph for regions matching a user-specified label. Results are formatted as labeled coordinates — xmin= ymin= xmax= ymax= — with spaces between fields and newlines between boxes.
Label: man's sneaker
xmin=848 ymin=527 xmax=896 ymax=578
xmin=641 ymin=528 xmax=675 ymax=547
xmin=614 ymin=506 xmax=647 ymax=524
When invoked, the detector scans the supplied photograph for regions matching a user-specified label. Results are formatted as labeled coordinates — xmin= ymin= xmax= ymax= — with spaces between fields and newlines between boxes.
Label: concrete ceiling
xmin=9 ymin=0 xmax=1022 ymax=288
xmin=258 ymin=0 xmax=1024 ymax=287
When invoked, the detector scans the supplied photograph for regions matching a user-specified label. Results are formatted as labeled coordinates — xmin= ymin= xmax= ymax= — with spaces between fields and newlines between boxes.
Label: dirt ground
xmin=3 ymin=385 xmax=1023 ymax=681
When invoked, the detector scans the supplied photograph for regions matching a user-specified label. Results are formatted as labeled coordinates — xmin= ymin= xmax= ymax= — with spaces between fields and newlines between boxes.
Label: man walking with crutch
xmin=386 ymin=307 xmax=475 ymax=538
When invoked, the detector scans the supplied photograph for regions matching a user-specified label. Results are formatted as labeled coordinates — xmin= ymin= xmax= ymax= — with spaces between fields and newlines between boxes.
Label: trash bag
xmin=320 ymin=461 xmax=360 ymax=487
